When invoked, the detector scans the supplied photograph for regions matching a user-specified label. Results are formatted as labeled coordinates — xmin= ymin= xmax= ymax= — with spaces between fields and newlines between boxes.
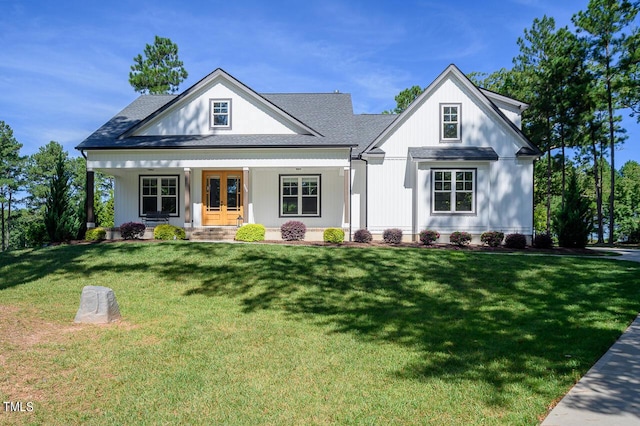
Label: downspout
xmin=349 ymin=147 xmax=353 ymax=242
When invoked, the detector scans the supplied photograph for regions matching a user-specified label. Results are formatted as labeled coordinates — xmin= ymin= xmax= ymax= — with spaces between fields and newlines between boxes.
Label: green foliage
xmin=85 ymin=227 xmax=106 ymax=241
xmin=382 ymin=85 xmax=424 ymax=114
xmin=505 ymin=233 xmax=528 ymax=249
xmin=480 ymin=231 xmax=504 ymax=247
xmin=616 ymin=160 xmax=640 ymax=242
xmin=382 ymin=228 xmax=403 ymax=244
xmin=120 ymin=222 xmax=146 ymax=240
xmin=554 ymin=171 xmax=594 ymax=248
xmin=235 ymin=224 xmax=265 ymax=242
xmin=419 ymin=229 xmax=440 ymax=245
xmin=533 ymin=233 xmax=554 ymax=249
xmin=449 ymin=231 xmax=472 ymax=246
xmin=353 ymin=228 xmax=372 ymax=243
xmin=129 ymin=35 xmax=188 ymax=94
xmin=0 ymin=121 xmax=24 ymax=251
xmin=44 ymin=152 xmax=78 ymax=242
xmin=323 ymin=228 xmax=344 ymax=244
xmin=153 ymin=224 xmax=186 ymax=240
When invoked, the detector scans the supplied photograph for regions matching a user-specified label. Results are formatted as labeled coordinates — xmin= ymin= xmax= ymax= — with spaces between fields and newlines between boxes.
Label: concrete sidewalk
xmin=542 ymin=248 xmax=640 ymax=425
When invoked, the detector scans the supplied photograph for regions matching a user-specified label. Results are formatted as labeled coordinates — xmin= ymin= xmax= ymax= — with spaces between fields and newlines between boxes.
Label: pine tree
xmin=129 ymin=36 xmax=188 ymax=94
xmin=553 ymin=170 xmax=594 ymax=248
xmin=44 ymin=152 xmax=77 ymax=242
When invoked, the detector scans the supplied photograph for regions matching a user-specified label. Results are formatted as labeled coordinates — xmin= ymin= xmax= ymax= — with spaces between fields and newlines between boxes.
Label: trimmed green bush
xmin=353 ymin=228 xmax=372 ymax=243
xmin=120 ymin=222 xmax=146 ymax=240
xmin=450 ymin=231 xmax=472 ymax=246
xmin=505 ymin=233 xmax=527 ymax=249
xmin=419 ymin=229 xmax=440 ymax=245
xmin=153 ymin=224 xmax=186 ymax=240
xmin=383 ymin=228 xmax=403 ymax=244
xmin=323 ymin=228 xmax=345 ymax=244
xmin=281 ymin=221 xmax=306 ymax=241
xmin=235 ymin=224 xmax=266 ymax=242
xmin=480 ymin=231 xmax=504 ymax=247
xmin=85 ymin=227 xmax=106 ymax=241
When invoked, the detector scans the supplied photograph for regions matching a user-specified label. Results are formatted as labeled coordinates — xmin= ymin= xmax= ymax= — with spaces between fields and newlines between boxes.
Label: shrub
xmin=383 ymin=228 xmax=403 ymax=244
xmin=533 ymin=233 xmax=554 ymax=249
xmin=85 ymin=227 xmax=106 ymax=241
xmin=450 ymin=231 xmax=472 ymax=246
xmin=353 ymin=228 xmax=372 ymax=243
xmin=153 ymin=224 xmax=186 ymax=240
xmin=419 ymin=229 xmax=440 ymax=245
xmin=235 ymin=224 xmax=266 ymax=242
xmin=281 ymin=221 xmax=306 ymax=241
xmin=505 ymin=233 xmax=527 ymax=249
xmin=120 ymin=222 xmax=146 ymax=240
xmin=480 ymin=231 xmax=504 ymax=247
xmin=323 ymin=228 xmax=345 ymax=244
xmin=553 ymin=171 xmax=592 ymax=248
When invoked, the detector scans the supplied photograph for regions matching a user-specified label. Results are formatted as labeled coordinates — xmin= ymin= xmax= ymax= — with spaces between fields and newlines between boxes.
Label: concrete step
xmin=189 ymin=227 xmax=238 ymax=241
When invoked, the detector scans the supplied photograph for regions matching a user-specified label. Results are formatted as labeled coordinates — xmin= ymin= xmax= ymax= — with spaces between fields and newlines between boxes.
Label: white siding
xmin=135 ymin=79 xmax=306 ymax=136
xmin=376 ymin=78 xmax=524 ymax=160
xmin=250 ymin=168 xmax=345 ymax=228
xmin=350 ymin=160 xmax=367 ymax=231
xmin=114 ymin=170 xmax=185 ymax=227
xmin=87 ymin=148 xmax=350 ymax=172
xmin=366 ymin=158 xmax=414 ymax=233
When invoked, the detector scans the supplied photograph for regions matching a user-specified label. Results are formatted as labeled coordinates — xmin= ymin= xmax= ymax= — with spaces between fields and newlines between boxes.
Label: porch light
xmin=236 ymin=215 xmax=244 ymax=228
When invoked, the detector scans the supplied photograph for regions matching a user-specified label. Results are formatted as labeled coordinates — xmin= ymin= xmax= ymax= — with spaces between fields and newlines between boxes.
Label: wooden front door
xmin=202 ymin=171 xmax=243 ymax=226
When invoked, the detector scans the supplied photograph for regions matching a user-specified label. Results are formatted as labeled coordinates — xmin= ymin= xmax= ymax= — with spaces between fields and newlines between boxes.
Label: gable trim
xmin=120 ymin=68 xmax=323 ymax=139
xmin=362 ymin=64 xmax=541 ymax=157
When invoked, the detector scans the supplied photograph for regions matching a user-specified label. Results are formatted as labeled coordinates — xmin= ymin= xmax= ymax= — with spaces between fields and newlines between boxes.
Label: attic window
xmin=210 ymin=99 xmax=231 ymax=129
xmin=441 ymin=104 xmax=461 ymax=141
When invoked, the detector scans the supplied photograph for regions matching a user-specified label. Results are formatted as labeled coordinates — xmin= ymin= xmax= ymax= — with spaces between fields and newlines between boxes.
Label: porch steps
xmin=189 ymin=227 xmax=238 ymax=241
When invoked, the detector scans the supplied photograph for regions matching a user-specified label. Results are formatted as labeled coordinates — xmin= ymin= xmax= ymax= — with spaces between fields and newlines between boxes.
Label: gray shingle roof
xmin=408 ymin=147 xmax=499 ymax=161
xmin=77 ymin=92 xmax=362 ymax=150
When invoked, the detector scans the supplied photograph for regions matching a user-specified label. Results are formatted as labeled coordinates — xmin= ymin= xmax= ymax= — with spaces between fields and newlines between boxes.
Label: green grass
xmin=1 ymin=242 xmax=639 ymax=425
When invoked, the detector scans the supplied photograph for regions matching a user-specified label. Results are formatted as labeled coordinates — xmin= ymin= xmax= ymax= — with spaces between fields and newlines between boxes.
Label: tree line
xmin=388 ymin=0 xmax=640 ymax=245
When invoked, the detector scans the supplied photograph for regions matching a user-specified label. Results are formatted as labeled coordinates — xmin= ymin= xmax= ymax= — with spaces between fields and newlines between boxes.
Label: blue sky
xmin=1 ymin=0 xmax=637 ymax=168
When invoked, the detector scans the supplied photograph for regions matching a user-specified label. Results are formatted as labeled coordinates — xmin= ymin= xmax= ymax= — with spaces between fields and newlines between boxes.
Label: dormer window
xmin=210 ymin=99 xmax=231 ymax=129
xmin=441 ymin=104 xmax=461 ymax=141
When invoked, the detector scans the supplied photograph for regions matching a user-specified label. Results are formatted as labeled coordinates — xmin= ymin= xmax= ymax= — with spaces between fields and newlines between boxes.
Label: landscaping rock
xmin=74 ymin=286 xmax=121 ymax=324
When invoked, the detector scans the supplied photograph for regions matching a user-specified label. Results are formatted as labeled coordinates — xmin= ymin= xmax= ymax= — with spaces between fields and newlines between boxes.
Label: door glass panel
xmin=227 ymin=176 xmax=240 ymax=210
xmin=207 ymin=176 xmax=221 ymax=211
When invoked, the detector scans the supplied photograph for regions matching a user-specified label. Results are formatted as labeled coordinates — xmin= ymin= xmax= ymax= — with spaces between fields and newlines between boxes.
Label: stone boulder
xmin=74 ymin=286 xmax=121 ymax=324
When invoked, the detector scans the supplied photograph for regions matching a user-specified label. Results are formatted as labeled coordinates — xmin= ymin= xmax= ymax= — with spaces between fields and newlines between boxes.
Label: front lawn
xmin=1 ymin=242 xmax=639 ymax=425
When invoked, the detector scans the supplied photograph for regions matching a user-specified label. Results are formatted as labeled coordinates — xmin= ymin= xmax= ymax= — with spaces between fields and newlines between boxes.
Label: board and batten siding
xmin=134 ymin=80 xmax=306 ymax=136
xmin=114 ymin=170 xmax=185 ymax=227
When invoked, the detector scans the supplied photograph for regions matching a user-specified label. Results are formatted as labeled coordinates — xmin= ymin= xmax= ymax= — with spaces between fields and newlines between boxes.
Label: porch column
xmin=184 ymin=168 xmax=191 ymax=228
xmin=343 ymin=166 xmax=350 ymax=229
xmin=243 ymin=167 xmax=249 ymax=224
xmin=86 ymin=170 xmax=95 ymax=229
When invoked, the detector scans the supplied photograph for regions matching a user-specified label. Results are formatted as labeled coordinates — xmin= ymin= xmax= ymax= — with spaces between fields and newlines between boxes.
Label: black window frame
xmin=279 ymin=174 xmax=321 ymax=217
xmin=138 ymin=175 xmax=180 ymax=217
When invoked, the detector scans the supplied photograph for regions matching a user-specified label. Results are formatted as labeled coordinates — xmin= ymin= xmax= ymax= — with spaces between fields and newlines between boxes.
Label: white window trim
xmin=431 ymin=169 xmax=476 ymax=214
xmin=440 ymin=103 xmax=461 ymax=142
xmin=279 ymin=175 xmax=321 ymax=217
xmin=139 ymin=175 xmax=180 ymax=217
xmin=209 ymin=99 xmax=232 ymax=130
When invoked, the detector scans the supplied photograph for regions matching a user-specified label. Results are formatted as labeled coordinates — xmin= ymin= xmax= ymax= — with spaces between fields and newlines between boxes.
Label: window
xmin=280 ymin=175 xmax=320 ymax=216
xmin=139 ymin=176 xmax=179 ymax=216
xmin=432 ymin=169 xmax=475 ymax=213
xmin=210 ymin=99 xmax=231 ymax=129
xmin=441 ymin=104 xmax=460 ymax=141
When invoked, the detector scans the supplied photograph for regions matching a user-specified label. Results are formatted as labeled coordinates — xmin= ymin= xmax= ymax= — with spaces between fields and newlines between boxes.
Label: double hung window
xmin=441 ymin=104 xmax=461 ymax=141
xmin=280 ymin=175 xmax=320 ymax=216
xmin=140 ymin=176 xmax=179 ymax=216
xmin=210 ymin=99 xmax=231 ymax=129
xmin=432 ymin=169 xmax=475 ymax=213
